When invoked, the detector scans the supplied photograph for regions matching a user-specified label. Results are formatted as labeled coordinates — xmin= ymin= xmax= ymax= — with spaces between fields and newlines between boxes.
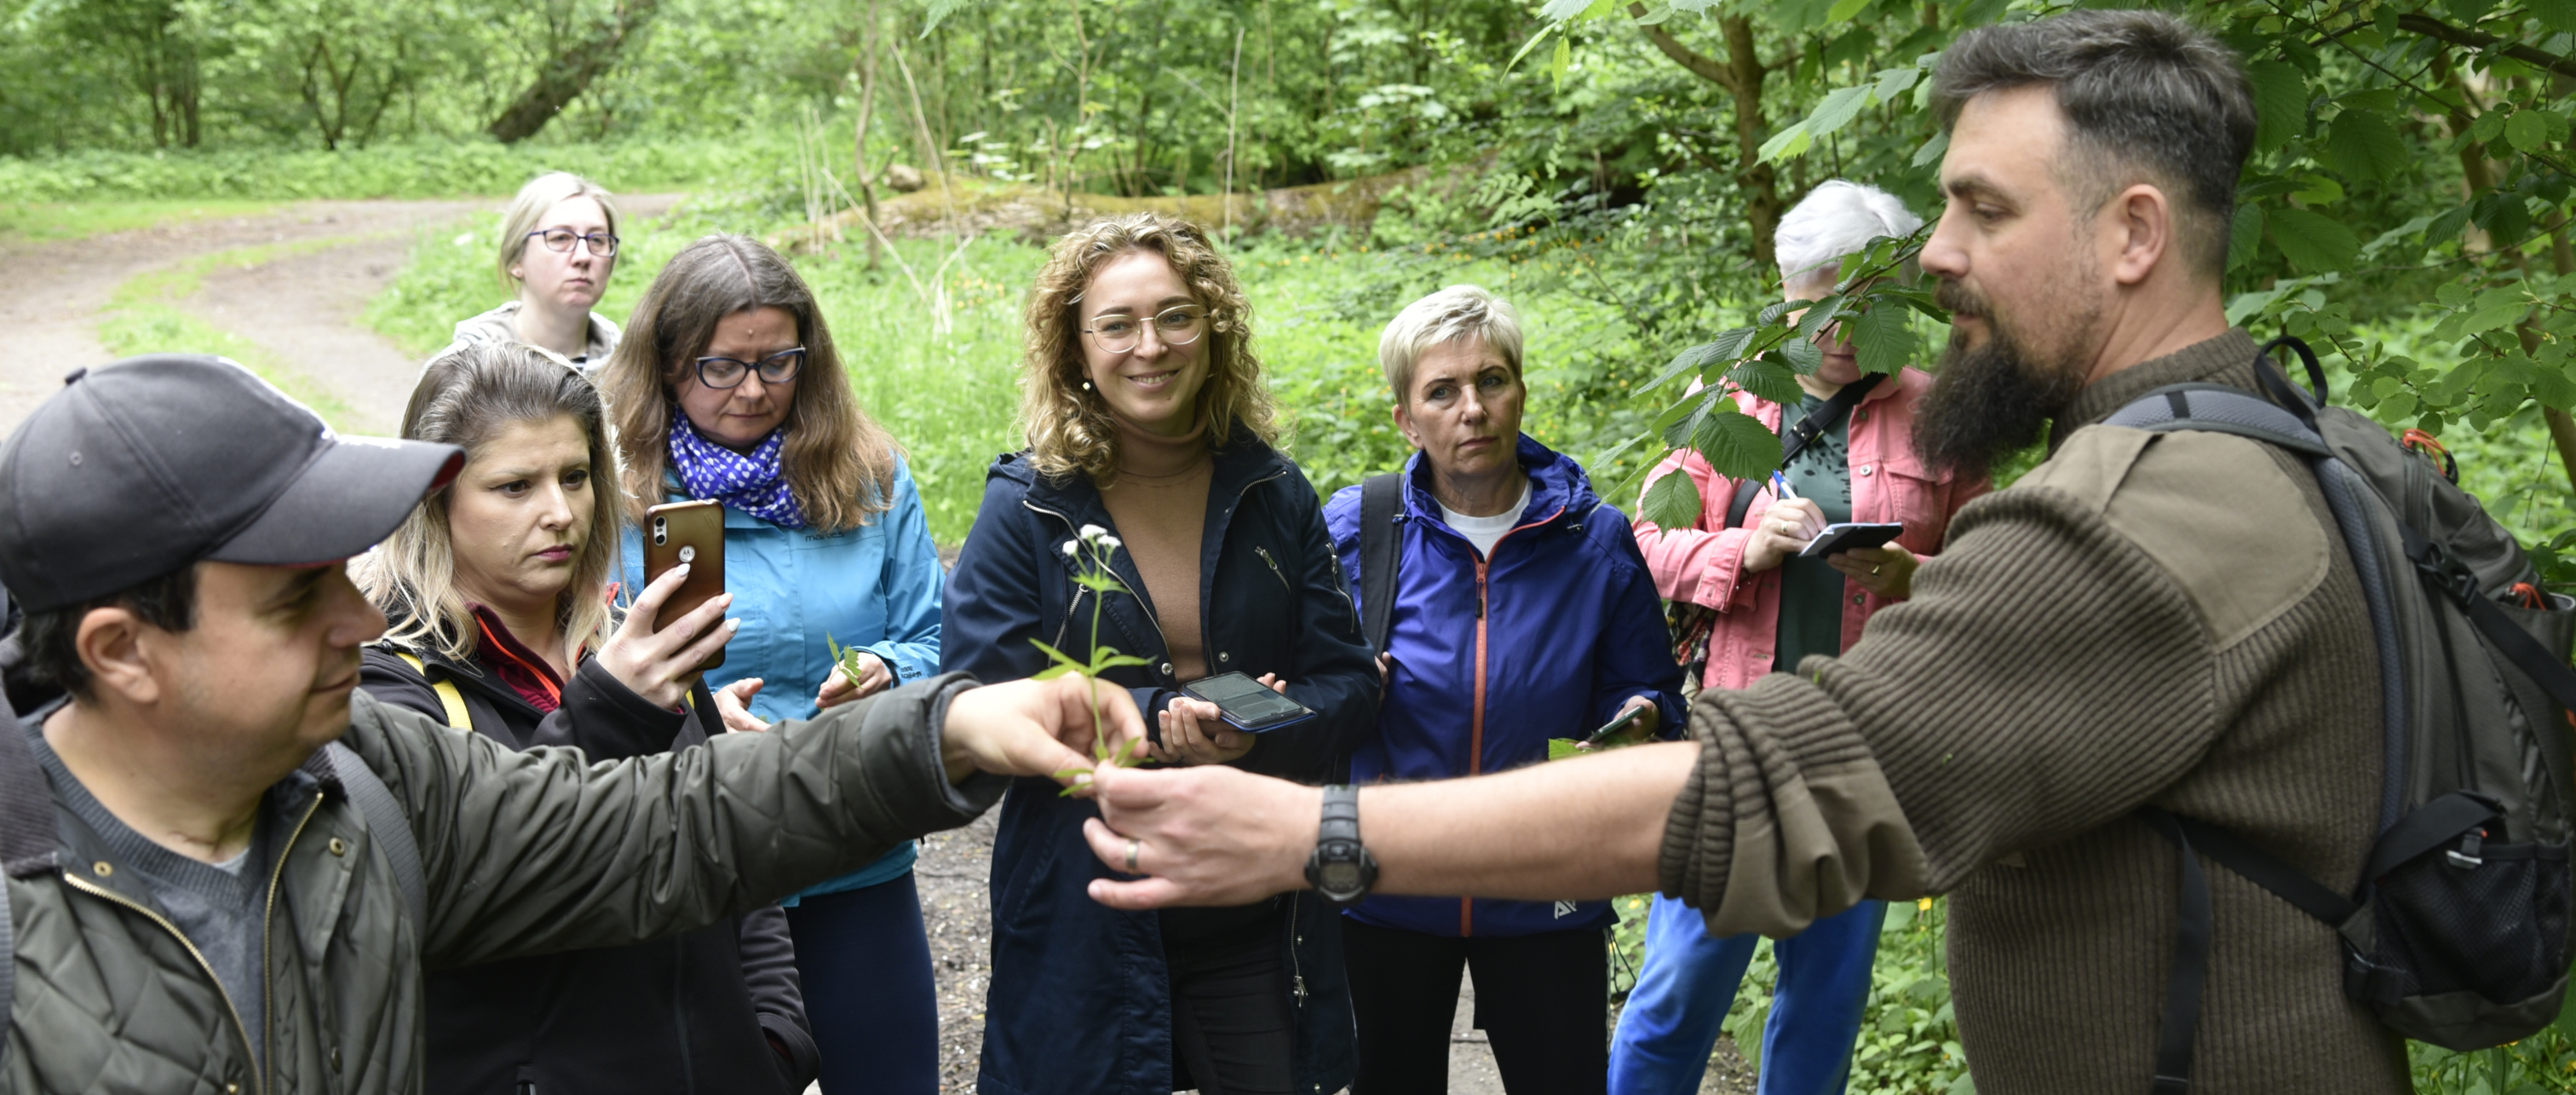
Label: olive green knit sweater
xmin=1659 ymin=329 xmax=2406 ymax=1094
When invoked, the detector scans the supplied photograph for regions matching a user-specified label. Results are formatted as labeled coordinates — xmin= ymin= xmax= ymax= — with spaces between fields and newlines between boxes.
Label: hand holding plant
xmin=1032 ymin=525 xmax=1154 ymax=794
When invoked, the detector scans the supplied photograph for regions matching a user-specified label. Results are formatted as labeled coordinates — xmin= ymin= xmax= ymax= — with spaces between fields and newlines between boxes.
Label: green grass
xmin=99 ymin=241 xmax=358 ymax=427
xmin=0 ymin=137 xmax=805 ymax=205
xmin=0 ymin=199 xmax=276 ymax=243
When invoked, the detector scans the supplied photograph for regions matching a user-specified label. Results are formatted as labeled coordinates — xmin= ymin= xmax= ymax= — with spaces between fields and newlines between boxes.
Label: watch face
xmin=1321 ymin=862 xmax=1360 ymax=891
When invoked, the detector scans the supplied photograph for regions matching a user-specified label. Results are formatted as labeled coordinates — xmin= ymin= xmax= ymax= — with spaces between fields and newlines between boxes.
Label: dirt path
xmin=0 ymin=194 xmax=677 ymax=436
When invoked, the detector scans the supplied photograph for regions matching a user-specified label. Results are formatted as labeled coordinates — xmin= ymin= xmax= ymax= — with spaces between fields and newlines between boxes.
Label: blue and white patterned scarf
xmin=669 ymin=412 xmax=809 ymax=529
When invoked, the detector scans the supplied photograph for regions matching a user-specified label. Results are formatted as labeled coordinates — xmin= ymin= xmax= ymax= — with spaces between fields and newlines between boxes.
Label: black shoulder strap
xmin=1722 ymin=372 xmax=1884 ymax=530
xmin=1360 ymin=473 xmax=1403 ymax=654
xmin=325 ymin=742 xmax=427 ymax=934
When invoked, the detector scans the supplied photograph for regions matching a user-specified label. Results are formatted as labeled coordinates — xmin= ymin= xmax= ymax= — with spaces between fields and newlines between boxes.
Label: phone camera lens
xmin=653 ymin=517 xmax=667 ymax=545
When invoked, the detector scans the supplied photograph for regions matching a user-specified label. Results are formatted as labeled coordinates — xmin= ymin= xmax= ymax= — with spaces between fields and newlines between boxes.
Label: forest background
xmin=12 ymin=0 xmax=2576 ymax=1089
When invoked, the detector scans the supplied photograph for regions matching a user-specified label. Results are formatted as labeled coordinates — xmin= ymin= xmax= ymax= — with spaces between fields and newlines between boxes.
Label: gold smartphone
xmin=643 ymin=499 xmax=727 ymax=671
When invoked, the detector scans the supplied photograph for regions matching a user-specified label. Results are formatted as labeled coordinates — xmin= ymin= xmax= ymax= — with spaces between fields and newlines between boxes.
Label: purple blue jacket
xmin=1325 ymin=435 xmax=1685 ymax=937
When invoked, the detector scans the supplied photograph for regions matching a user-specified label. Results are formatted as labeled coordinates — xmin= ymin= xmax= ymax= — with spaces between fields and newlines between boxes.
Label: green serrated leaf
xmin=2509 ymin=109 xmax=2553 ymax=154
xmin=2249 ymin=61 xmax=2309 ymax=154
xmin=2458 ymin=303 xmax=2530 ymax=337
xmin=2326 ymin=112 xmax=2408 ymax=182
xmin=1777 ymin=337 xmax=1825 ymax=375
xmin=2291 ymin=176 xmax=2343 ymax=206
xmin=1850 ymin=302 xmax=1912 ymax=376
xmin=1796 ymin=295 xmax=1848 ymax=342
xmin=1872 ymin=65 xmax=1918 ymax=101
xmin=2471 ymin=109 xmax=2510 ymax=146
xmin=1805 ymin=84 xmax=1873 ymax=138
xmin=1538 ymin=0 xmax=1595 ymax=22
xmin=2228 ymin=204 xmax=2265 ymax=271
xmin=1728 ymin=356 xmax=1803 ymax=405
xmin=2267 ymin=206 xmax=2361 ymax=273
xmin=1641 ymin=464 xmax=1705 ymax=531
xmin=1693 ymin=407 xmax=1783 ymax=481
xmin=1910 ymin=131 xmax=1948 ymax=169
xmin=1648 ymin=327 xmax=1757 ymax=391
xmin=2536 ymin=0 xmax=2576 ymax=32
xmin=1757 ymin=121 xmax=1814 ymax=164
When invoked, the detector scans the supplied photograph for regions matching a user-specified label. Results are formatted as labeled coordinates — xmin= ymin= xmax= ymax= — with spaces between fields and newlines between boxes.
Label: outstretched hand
xmin=1080 ymin=762 xmax=1317 ymax=909
xmin=940 ymin=674 xmax=1148 ymax=787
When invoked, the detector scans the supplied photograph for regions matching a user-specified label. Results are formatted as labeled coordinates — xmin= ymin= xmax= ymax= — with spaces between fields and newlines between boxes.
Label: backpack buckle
xmin=2446 ymin=827 xmax=2487 ymax=870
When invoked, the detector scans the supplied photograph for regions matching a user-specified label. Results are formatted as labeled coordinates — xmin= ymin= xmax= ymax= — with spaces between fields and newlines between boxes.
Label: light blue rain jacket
xmin=621 ymin=456 xmax=946 ymax=898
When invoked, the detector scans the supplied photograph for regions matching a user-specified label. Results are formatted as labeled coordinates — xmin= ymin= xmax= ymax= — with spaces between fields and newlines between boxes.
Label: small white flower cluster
xmin=1062 ymin=524 xmax=1123 ymax=557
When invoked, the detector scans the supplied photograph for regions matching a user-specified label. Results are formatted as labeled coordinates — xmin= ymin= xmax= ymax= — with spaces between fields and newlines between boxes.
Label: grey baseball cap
xmin=0 ymin=354 xmax=465 ymax=614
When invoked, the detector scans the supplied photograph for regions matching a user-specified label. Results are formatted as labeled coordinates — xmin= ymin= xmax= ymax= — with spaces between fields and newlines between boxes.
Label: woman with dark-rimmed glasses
xmin=598 ymin=233 xmax=947 ymax=1095
xmin=451 ymin=172 xmax=627 ymax=372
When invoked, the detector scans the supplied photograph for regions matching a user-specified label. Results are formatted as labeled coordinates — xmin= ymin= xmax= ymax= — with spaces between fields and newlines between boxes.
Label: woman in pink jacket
xmin=1611 ymin=181 xmax=1991 ymax=1095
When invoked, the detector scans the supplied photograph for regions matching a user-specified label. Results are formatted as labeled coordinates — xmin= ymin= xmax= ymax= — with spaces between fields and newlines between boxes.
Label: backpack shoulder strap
xmin=324 ymin=742 xmax=427 ymax=933
xmin=394 ymin=651 xmax=472 ymax=732
xmin=1723 ymin=373 xmax=1885 ymax=530
xmin=1360 ymin=473 xmax=1403 ymax=654
xmin=2101 ymin=383 xmax=2335 ymax=457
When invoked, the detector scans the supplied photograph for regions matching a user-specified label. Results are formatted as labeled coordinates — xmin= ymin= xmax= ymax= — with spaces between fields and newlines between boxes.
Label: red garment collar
xmin=466 ymin=603 xmax=567 ymax=713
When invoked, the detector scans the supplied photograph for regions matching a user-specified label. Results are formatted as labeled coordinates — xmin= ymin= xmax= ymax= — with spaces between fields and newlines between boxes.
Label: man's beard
xmin=1912 ymin=279 xmax=2094 ymax=481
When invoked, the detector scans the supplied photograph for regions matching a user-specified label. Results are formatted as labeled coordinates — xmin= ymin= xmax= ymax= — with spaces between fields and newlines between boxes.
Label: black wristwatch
xmin=1304 ymin=784 xmax=1379 ymax=907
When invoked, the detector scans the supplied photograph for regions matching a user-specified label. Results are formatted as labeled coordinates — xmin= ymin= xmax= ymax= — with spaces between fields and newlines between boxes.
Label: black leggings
xmin=1166 ymin=925 xmax=1297 ymax=1095
xmin=1342 ymin=918 xmax=1609 ymax=1095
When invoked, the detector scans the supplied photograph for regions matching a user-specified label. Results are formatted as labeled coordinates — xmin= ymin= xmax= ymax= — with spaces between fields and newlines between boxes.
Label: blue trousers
xmin=785 ymin=872 xmax=940 ymax=1095
xmin=1607 ymin=895 xmax=1884 ymax=1095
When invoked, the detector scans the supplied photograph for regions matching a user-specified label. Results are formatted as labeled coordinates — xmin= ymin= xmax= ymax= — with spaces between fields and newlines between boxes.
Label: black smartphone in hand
xmin=1181 ymin=671 xmax=1317 ymax=733
xmin=1580 ymin=704 xmax=1647 ymax=746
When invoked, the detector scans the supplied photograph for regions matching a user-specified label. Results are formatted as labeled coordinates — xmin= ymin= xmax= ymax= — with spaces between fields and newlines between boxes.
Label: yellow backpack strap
xmin=394 ymin=650 xmax=473 ymax=732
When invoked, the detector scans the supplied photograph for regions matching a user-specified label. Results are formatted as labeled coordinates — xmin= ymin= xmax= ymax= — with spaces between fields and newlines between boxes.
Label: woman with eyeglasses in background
xmin=598 ymin=233 xmax=946 ymax=1095
xmin=944 ymin=212 xmax=1375 ymax=1095
xmin=451 ymin=171 xmax=626 ymax=372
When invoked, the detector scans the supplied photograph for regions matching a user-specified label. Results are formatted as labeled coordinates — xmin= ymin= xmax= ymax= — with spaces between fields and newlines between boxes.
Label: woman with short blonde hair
xmin=450 ymin=171 xmax=626 ymax=371
xmin=944 ymin=211 xmax=1374 ymax=1095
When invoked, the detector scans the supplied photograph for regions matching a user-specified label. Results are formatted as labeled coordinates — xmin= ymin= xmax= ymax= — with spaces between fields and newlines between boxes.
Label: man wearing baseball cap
xmin=0 ymin=354 xmax=1141 ymax=1093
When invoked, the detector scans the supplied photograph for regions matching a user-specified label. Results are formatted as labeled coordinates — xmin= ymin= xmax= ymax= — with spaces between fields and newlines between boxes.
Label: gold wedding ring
xmin=1871 ymin=563 xmax=1883 ymax=576
xmin=1124 ymin=838 xmax=1141 ymax=873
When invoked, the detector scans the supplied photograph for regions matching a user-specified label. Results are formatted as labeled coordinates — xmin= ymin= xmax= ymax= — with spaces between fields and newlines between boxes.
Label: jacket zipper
xmin=1288 ymin=894 xmax=1307 ymax=1006
xmin=63 ymin=871 xmax=264 ymax=1086
xmin=1254 ymin=545 xmax=1291 ymax=593
xmin=1459 ymin=504 xmax=1563 ymax=937
xmin=258 ymin=793 xmax=325 ymax=1094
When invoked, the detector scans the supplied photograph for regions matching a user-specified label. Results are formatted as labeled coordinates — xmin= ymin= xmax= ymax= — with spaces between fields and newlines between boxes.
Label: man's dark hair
xmin=1932 ymin=9 xmax=2255 ymax=279
xmin=20 ymin=564 xmax=199 ymax=700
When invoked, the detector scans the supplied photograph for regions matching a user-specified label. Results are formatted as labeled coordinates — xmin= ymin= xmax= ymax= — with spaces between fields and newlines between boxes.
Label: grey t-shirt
xmin=24 ymin=718 xmax=276 ymax=1072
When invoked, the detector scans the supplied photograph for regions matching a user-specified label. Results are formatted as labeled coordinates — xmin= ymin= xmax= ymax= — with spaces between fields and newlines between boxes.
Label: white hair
xmin=1774 ymin=180 xmax=1923 ymax=286
xmin=1378 ymin=285 xmax=1524 ymax=404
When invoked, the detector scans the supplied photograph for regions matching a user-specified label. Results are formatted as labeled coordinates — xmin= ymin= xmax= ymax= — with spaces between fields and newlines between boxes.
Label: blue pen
xmin=1770 ymin=470 xmax=1798 ymax=500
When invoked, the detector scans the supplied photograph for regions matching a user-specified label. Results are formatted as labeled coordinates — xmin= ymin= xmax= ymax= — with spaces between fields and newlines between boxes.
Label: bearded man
xmin=1065 ymin=10 xmax=2404 ymax=1093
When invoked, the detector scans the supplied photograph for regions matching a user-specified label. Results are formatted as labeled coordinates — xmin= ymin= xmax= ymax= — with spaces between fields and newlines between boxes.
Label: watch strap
xmin=1320 ymin=783 xmax=1361 ymax=844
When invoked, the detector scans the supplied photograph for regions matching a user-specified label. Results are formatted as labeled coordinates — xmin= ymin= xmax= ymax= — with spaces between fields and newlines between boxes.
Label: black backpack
xmin=2104 ymin=337 xmax=2576 ymax=1092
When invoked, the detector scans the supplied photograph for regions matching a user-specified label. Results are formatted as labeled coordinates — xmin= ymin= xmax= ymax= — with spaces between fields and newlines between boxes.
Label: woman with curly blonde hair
xmin=944 ymin=212 xmax=1376 ymax=1095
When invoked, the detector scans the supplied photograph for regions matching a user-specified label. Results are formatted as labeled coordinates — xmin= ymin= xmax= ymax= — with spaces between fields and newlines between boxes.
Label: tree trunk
xmin=1626 ymin=6 xmax=1779 ymax=271
xmin=486 ymin=0 xmax=661 ymax=144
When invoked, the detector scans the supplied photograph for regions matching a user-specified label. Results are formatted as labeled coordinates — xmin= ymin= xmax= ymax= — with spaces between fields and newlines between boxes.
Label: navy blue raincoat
xmin=943 ymin=430 xmax=1374 ymax=1095
xmin=1325 ymin=435 xmax=1685 ymax=938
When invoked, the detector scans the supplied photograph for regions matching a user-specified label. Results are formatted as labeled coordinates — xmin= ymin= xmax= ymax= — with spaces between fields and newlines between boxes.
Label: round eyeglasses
xmin=526 ymin=228 xmax=620 ymax=258
xmin=693 ymin=347 xmax=806 ymax=389
xmin=1084 ymin=308 xmax=1208 ymax=354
